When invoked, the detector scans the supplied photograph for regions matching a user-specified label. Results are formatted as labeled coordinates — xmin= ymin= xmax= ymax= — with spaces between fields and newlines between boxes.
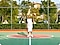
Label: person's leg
xmin=27 ymin=28 xmax=31 ymax=37
xmin=30 ymin=31 xmax=33 ymax=37
xmin=27 ymin=28 xmax=33 ymax=37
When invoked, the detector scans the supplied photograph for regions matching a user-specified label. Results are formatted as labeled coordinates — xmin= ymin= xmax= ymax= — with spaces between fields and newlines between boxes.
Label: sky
xmin=52 ymin=0 xmax=60 ymax=4
xmin=16 ymin=0 xmax=60 ymax=4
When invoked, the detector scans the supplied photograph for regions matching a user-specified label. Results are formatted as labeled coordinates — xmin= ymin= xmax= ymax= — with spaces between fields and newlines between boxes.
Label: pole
xmin=11 ymin=0 xmax=12 ymax=29
xmin=47 ymin=0 xmax=50 ymax=29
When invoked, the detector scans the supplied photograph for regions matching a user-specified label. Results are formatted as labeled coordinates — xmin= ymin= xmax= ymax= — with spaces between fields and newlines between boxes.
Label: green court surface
xmin=0 ymin=32 xmax=60 ymax=45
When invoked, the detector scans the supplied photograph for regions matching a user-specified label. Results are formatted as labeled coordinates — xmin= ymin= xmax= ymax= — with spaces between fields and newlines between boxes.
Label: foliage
xmin=0 ymin=0 xmax=10 ymax=7
xmin=12 ymin=1 xmax=18 ymax=7
xmin=40 ymin=0 xmax=57 ymax=23
xmin=0 ymin=24 xmax=27 ymax=29
xmin=0 ymin=0 xmax=19 ymax=23
xmin=58 ymin=10 xmax=60 ymax=14
xmin=31 ymin=8 xmax=40 ymax=15
xmin=50 ymin=23 xmax=60 ymax=29
xmin=33 ymin=23 xmax=48 ymax=29
xmin=0 ymin=8 xmax=11 ymax=23
xmin=12 ymin=8 xmax=19 ymax=23
xmin=0 ymin=23 xmax=60 ymax=29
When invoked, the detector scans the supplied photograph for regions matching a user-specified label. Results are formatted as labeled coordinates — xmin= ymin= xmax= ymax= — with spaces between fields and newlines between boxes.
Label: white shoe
xmin=27 ymin=35 xmax=30 ymax=37
xmin=31 ymin=35 xmax=33 ymax=37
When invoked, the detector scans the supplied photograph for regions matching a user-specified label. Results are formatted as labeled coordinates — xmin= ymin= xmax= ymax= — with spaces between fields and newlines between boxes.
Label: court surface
xmin=0 ymin=31 xmax=60 ymax=45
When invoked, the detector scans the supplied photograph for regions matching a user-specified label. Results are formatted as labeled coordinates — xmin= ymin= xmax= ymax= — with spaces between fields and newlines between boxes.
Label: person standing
xmin=27 ymin=15 xmax=33 ymax=37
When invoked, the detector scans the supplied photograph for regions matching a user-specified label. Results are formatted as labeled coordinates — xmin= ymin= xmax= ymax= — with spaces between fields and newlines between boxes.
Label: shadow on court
xmin=17 ymin=32 xmax=27 ymax=36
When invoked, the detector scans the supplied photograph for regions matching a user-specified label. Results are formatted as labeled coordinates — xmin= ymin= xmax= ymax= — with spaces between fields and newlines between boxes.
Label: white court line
xmin=0 ymin=44 xmax=1 ymax=45
xmin=59 ymin=44 xmax=60 ymax=45
xmin=29 ymin=37 xmax=31 ymax=45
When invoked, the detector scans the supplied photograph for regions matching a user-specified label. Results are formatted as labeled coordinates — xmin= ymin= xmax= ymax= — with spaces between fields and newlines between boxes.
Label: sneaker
xmin=27 ymin=35 xmax=30 ymax=37
xmin=31 ymin=35 xmax=33 ymax=37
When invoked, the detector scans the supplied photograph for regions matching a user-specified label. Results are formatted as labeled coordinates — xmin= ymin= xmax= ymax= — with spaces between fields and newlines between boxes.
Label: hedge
xmin=0 ymin=23 xmax=60 ymax=29
xmin=0 ymin=23 xmax=27 ymax=29
xmin=33 ymin=23 xmax=48 ymax=29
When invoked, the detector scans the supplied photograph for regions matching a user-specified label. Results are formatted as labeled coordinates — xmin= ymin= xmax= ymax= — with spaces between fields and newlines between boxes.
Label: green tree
xmin=0 ymin=0 xmax=19 ymax=23
xmin=49 ymin=0 xmax=57 ymax=23
xmin=58 ymin=10 xmax=60 ymax=14
xmin=12 ymin=8 xmax=19 ymax=23
xmin=40 ymin=0 xmax=57 ymax=23
xmin=12 ymin=1 xmax=18 ymax=7
xmin=0 ymin=0 xmax=10 ymax=7
xmin=0 ymin=8 xmax=11 ymax=23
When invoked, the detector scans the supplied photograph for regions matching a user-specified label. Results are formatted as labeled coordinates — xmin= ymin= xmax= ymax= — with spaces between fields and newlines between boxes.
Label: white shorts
xmin=28 ymin=27 xmax=32 ymax=32
xmin=27 ymin=23 xmax=33 ymax=32
xmin=27 ymin=18 xmax=33 ymax=32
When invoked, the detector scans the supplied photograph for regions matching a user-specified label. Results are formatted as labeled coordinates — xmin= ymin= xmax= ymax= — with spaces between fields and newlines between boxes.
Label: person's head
xmin=27 ymin=15 xmax=31 ymax=18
